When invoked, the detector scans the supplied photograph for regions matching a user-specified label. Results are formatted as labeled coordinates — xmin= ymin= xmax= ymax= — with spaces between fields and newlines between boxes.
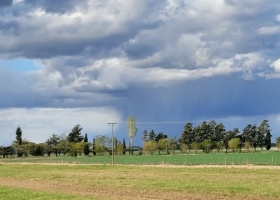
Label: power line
xmin=116 ymin=114 xmax=280 ymax=125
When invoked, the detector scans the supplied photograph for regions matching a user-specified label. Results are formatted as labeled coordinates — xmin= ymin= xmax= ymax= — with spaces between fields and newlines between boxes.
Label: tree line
xmin=141 ymin=119 xmax=272 ymax=155
xmin=0 ymin=124 xmax=129 ymax=158
xmin=0 ymin=118 xmax=276 ymax=158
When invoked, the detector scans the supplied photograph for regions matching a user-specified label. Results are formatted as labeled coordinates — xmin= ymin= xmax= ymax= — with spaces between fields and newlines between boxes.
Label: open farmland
xmin=2 ymin=150 xmax=280 ymax=165
xmin=0 ymin=163 xmax=280 ymax=200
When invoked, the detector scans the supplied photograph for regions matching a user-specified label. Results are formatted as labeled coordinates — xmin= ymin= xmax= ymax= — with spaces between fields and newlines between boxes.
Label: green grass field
xmin=0 ymin=163 xmax=280 ymax=199
xmin=1 ymin=150 xmax=280 ymax=165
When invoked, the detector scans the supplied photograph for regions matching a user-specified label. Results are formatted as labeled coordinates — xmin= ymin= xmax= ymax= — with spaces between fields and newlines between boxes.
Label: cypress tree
xmin=92 ymin=138 xmax=96 ymax=156
xmin=84 ymin=133 xmax=88 ymax=142
xmin=16 ymin=126 xmax=22 ymax=145
xmin=123 ymin=138 xmax=126 ymax=155
xmin=83 ymin=133 xmax=89 ymax=155
xmin=265 ymin=131 xmax=272 ymax=150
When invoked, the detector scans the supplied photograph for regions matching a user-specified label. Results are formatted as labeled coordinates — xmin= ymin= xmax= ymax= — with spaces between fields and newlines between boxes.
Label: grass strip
xmin=0 ymin=186 xmax=103 ymax=200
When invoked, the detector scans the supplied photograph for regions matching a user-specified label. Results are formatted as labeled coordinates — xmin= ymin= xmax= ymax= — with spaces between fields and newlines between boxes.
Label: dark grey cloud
xmin=24 ymin=0 xmax=81 ymax=14
xmin=0 ymin=2 xmax=163 ymax=61
xmin=0 ymin=0 xmax=12 ymax=7
xmin=0 ymin=0 xmax=280 ymax=124
xmin=113 ymin=75 xmax=280 ymax=124
xmin=2 ymin=0 xmax=280 ymax=147
xmin=0 ymin=0 xmax=278 ymax=74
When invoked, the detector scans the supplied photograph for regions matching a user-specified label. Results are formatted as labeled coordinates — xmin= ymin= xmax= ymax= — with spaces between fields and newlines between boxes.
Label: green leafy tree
xmin=46 ymin=134 xmax=60 ymax=157
xmin=157 ymin=138 xmax=168 ymax=155
xmin=32 ymin=143 xmax=45 ymax=156
xmin=95 ymin=142 xmax=105 ymax=156
xmin=244 ymin=141 xmax=251 ymax=152
xmin=59 ymin=133 xmax=67 ymax=142
xmin=207 ymin=120 xmax=216 ymax=141
xmin=193 ymin=126 xmax=201 ymax=143
xmin=116 ymin=144 xmax=124 ymax=155
xmin=191 ymin=142 xmax=199 ymax=153
xmin=22 ymin=142 xmax=44 ymax=157
xmin=250 ymin=125 xmax=259 ymax=151
xmin=180 ymin=143 xmax=189 ymax=154
xmin=149 ymin=130 xmax=156 ymax=141
xmin=127 ymin=116 xmax=138 ymax=155
xmin=228 ymin=138 xmax=240 ymax=153
xmin=179 ymin=122 xmax=194 ymax=153
xmin=142 ymin=130 xmax=148 ymax=145
xmin=214 ymin=123 xmax=226 ymax=144
xmin=223 ymin=129 xmax=238 ymax=153
xmin=201 ymin=139 xmax=212 ymax=153
xmin=155 ymin=132 xmax=167 ymax=143
xmin=57 ymin=141 xmax=71 ymax=155
xmin=94 ymin=135 xmax=110 ymax=155
xmin=0 ymin=146 xmax=3 ymax=157
xmin=243 ymin=124 xmax=259 ymax=151
xmin=200 ymin=121 xmax=209 ymax=141
xmin=243 ymin=124 xmax=252 ymax=144
xmin=215 ymin=141 xmax=223 ymax=152
xmin=68 ymin=143 xmax=77 ymax=157
xmin=143 ymin=140 xmax=157 ymax=155
xmin=2 ymin=146 xmax=14 ymax=158
xmin=67 ymin=124 xmax=84 ymax=143
xmin=168 ymin=137 xmax=177 ymax=154
xmin=75 ymin=142 xmax=85 ymax=156
xmin=276 ymin=137 xmax=280 ymax=149
xmin=69 ymin=142 xmax=85 ymax=157
xmin=259 ymin=120 xmax=271 ymax=150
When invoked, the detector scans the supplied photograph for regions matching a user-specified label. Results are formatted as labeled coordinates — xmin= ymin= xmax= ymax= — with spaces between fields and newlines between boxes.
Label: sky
xmin=1 ymin=0 xmax=280 ymax=146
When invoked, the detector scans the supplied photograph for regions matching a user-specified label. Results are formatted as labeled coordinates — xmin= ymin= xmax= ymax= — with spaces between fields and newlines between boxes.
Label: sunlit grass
xmin=1 ymin=150 xmax=280 ymax=165
xmin=0 ymin=164 xmax=280 ymax=199
xmin=0 ymin=186 xmax=102 ymax=200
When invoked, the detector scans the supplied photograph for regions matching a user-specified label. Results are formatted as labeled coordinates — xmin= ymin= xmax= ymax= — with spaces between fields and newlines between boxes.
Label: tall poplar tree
xmin=127 ymin=116 xmax=138 ymax=155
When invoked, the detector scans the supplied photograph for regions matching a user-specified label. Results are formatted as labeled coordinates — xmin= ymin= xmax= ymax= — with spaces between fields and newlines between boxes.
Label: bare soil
xmin=3 ymin=162 xmax=280 ymax=169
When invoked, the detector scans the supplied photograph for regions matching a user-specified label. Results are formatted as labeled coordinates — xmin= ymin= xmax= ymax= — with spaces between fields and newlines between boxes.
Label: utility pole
xmin=108 ymin=123 xmax=117 ymax=165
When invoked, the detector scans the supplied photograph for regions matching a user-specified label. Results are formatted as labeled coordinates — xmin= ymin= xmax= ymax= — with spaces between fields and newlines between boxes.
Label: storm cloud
xmin=0 ymin=0 xmax=12 ymax=7
xmin=1 ymin=0 xmax=280 ymax=145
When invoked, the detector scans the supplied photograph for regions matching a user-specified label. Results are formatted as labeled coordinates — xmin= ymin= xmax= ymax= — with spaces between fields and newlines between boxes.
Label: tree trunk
xmin=130 ymin=138 xmax=133 ymax=155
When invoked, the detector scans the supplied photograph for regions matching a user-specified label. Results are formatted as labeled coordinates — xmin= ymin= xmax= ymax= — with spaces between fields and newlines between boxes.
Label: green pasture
xmin=0 ymin=164 xmax=280 ymax=199
xmin=1 ymin=150 xmax=280 ymax=165
xmin=0 ymin=186 xmax=96 ymax=200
